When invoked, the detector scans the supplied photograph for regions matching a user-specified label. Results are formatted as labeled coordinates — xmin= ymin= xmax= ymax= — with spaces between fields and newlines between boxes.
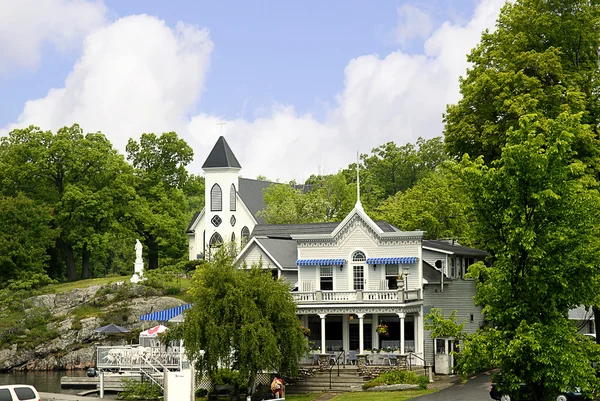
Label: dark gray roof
xmin=251 ymin=220 xmax=399 ymax=238
xmin=423 ymin=240 xmax=487 ymax=257
xmin=186 ymin=211 xmax=201 ymax=233
xmin=423 ymin=260 xmax=452 ymax=283
xmin=202 ymin=136 xmax=242 ymax=169
xmin=238 ymin=178 xmax=277 ymax=224
xmin=255 ymin=237 xmax=298 ymax=269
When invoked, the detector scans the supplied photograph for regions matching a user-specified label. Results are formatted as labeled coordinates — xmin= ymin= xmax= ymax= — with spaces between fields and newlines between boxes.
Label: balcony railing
xmin=291 ymin=288 xmax=422 ymax=303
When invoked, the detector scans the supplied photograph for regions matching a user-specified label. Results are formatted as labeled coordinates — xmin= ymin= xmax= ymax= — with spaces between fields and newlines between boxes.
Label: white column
xmin=398 ymin=312 xmax=406 ymax=354
xmin=372 ymin=313 xmax=378 ymax=350
xmin=342 ymin=314 xmax=349 ymax=353
xmin=319 ymin=314 xmax=327 ymax=353
xmin=357 ymin=313 xmax=365 ymax=354
xmin=413 ymin=313 xmax=419 ymax=354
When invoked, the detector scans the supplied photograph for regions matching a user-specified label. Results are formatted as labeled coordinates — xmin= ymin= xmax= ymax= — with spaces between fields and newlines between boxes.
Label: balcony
xmin=291 ymin=288 xmax=422 ymax=304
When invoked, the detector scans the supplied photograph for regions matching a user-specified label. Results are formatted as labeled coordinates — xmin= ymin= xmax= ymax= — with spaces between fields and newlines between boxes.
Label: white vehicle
xmin=0 ymin=385 xmax=41 ymax=401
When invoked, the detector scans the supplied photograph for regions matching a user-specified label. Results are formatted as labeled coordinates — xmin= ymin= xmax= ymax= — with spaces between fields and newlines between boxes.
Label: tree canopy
xmin=443 ymin=0 xmax=600 ymax=398
xmin=181 ymin=248 xmax=308 ymax=388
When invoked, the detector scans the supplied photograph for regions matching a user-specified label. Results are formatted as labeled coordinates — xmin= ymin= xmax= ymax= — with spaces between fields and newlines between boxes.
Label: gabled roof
xmin=186 ymin=211 xmax=202 ymax=233
xmin=202 ymin=136 xmax=242 ymax=169
xmin=238 ymin=178 xmax=276 ymax=224
xmin=250 ymin=220 xmax=399 ymax=238
xmin=255 ymin=237 xmax=298 ymax=269
xmin=422 ymin=260 xmax=452 ymax=284
xmin=423 ymin=240 xmax=487 ymax=258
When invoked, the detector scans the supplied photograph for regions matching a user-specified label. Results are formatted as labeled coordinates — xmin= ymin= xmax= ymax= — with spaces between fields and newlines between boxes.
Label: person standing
xmin=270 ymin=376 xmax=283 ymax=399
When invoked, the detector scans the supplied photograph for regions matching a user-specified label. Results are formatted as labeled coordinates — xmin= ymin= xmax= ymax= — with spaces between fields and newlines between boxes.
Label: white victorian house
xmin=187 ymin=136 xmax=487 ymax=370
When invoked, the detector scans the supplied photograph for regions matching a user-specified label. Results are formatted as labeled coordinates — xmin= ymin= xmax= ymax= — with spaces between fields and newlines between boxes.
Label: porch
xmin=298 ymin=309 xmax=425 ymax=366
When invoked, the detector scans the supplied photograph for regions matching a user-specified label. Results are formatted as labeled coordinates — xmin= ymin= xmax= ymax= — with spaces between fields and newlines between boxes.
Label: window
xmin=211 ymin=184 xmax=222 ymax=211
xmin=352 ymin=250 xmax=366 ymax=262
xmin=231 ymin=232 xmax=236 ymax=242
xmin=385 ymin=264 xmax=399 ymax=290
xmin=353 ymin=265 xmax=364 ymax=290
xmin=209 ymin=233 xmax=223 ymax=248
xmin=230 ymin=184 xmax=236 ymax=211
xmin=14 ymin=387 xmax=36 ymax=400
xmin=241 ymin=226 xmax=250 ymax=246
xmin=0 ymin=389 xmax=11 ymax=401
xmin=230 ymin=215 xmax=236 ymax=226
xmin=450 ymin=257 xmax=455 ymax=278
xmin=320 ymin=266 xmax=333 ymax=291
xmin=211 ymin=215 xmax=222 ymax=227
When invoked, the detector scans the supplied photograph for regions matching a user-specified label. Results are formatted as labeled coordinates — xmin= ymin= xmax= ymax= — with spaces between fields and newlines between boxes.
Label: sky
xmin=0 ymin=0 xmax=506 ymax=182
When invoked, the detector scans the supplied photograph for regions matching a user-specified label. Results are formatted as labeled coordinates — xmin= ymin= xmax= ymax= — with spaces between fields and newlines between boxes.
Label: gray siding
xmin=422 ymin=280 xmax=483 ymax=366
xmin=281 ymin=270 xmax=298 ymax=286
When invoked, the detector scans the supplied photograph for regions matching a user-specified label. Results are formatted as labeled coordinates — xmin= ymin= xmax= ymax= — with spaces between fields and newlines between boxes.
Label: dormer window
xmin=230 ymin=184 xmax=236 ymax=211
xmin=211 ymin=184 xmax=222 ymax=211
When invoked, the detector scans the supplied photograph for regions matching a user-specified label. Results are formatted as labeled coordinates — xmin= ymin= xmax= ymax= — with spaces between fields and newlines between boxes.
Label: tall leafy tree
xmin=126 ymin=132 xmax=193 ymax=270
xmin=0 ymin=194 xmax=55 ymax=285
xmin=0 ymin=125 xmax=136 ymax=280
xmin=182 ymin=248 xmax=308 ymax=390
xmin=375 ymin=166 xmax=474 ymax=242
xmin=444 ymin=0 xmax=600 ymax=398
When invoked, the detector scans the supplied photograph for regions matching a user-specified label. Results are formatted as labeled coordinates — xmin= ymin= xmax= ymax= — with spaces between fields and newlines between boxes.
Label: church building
xmin=186 ymin=136 xmax=487 ymax=370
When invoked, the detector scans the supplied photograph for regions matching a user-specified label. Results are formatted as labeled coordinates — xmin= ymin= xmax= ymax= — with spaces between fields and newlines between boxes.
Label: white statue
xmin=135 ymin=239 xmax=143 ymax=261
xmin=131 ymin=239 xmax=146 ymax=283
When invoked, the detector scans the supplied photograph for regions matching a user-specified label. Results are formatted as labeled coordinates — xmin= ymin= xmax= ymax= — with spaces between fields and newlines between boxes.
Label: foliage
xmin=362 ymin=370 xmax=429 ymax=390
xmin=258 ymin=182 xmax=328 ymax=224
xmin=211 ymin=369 xmax=248 ymax=392
xmin=181 ymin=247 xmax=309 ymax=389
xmin=118 ymin=378 xmax=162 ymax=400
xmin=442 ymin=0 xmax=600 ymax=398
xmin=143 ymin=264 xmax=184 ymax=295
xmin=375 ymin=324 xmax=389 ymax=336
xmin=424 ymin=308 xmax=467 ymax=341
xmin=375 ymin=166 xmax=474 ymax=241
xmin=126 ymin=131 xmax=193 ymax=270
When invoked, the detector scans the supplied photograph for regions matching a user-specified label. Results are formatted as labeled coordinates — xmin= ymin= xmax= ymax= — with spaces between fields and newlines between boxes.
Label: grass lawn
xmin=196 ymin=389 xmax=436 ymax=401
xmin=41 ymin=276 xmax=131 ymax=293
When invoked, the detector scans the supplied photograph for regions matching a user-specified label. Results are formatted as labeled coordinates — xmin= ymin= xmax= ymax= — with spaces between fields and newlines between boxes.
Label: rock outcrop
xmin=0 ymin=283 xmax=187 ymax=371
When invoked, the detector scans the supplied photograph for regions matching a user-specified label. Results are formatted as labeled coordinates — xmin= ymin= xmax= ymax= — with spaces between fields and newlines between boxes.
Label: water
xmin=0 ymin=370 xmax=86 ymax=394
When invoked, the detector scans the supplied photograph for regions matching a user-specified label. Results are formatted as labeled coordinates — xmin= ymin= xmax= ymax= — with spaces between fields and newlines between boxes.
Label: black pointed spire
xmin=202 ymin=136 xmax=242 ymax=169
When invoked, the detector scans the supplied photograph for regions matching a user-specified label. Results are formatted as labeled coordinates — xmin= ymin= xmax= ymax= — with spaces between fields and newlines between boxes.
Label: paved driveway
xmin=415 ymin=372 xmax=492 ymax=401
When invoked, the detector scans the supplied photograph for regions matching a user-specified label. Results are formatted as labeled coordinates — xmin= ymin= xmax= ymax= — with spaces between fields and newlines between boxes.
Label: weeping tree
xmin=181 ymin=247 xmax=308 ymax=392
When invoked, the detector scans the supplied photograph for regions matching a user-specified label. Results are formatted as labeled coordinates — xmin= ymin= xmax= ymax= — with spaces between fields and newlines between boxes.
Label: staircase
xmin=286 ymin=366 xmax=366 ymax=394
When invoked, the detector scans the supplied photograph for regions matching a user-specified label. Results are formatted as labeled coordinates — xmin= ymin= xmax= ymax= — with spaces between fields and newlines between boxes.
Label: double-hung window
xmin=353 ymin=266 xmax=364 ymax=290
xmin=385 ymin=264 xmax=399 ymax=290
xmin=320 ymin=266 xmax=333 ymax=291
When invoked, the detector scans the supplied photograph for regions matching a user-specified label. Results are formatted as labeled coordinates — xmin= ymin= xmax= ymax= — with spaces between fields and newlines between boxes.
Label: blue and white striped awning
xmin=296 ymin=258 xmax=346 ymax=266
xmin=140 ymin=304 xmax=192 ymax=321
xmin=366 ymin=257 xmax=418 ymax=264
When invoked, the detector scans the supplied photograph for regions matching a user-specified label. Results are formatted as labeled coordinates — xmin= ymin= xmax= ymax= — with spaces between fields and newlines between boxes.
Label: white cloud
xmin=2 ymin=0 xmax=504 ymax=182
xmin=394 ymin=5 xmax=434 ymax=46
xmin=3 ymin=15 xmax=214 ymax=153
xmin=0 ymin=0 xmax=107 ymax=73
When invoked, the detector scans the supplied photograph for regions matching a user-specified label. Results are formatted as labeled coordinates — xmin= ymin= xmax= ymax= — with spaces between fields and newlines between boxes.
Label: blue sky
xmin=0 ymin=0 xmax=504 ymax=181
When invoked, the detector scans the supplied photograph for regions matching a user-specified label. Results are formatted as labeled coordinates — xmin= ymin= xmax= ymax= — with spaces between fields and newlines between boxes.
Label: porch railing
xmin=291 ymin=288 xmax=422 ymax=303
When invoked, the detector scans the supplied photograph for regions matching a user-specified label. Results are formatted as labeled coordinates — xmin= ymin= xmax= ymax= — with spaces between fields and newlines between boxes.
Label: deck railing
xmin=291 ymin=288 xmax=422 ymax=303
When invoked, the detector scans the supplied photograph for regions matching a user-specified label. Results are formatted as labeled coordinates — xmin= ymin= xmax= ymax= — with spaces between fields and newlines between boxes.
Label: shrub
xmin=362 ymin=369 xmax=428 ymax=390
xmin=118 ymin=378 xmax=162 ymax=400
xmin=211 ymin=369 xmax=248 ymax=394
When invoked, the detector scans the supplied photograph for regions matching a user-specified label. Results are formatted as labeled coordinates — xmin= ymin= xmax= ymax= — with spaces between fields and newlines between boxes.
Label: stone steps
xmin=286 ymin=368 xmax=366 ymax=393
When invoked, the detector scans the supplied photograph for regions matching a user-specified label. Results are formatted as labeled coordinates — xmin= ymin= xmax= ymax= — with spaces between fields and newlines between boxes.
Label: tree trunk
xmin=147 ymin=234 xmax=159 ymax=270
xmin=81 ymin=244 xmax=91 ymax=279
xmin=60 ymin=239 xmax=77 ymax=281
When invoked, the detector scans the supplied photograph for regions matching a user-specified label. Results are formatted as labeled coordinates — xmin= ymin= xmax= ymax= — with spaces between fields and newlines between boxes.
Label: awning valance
xmin=366 ymin=257 xmax=418 ymax=264
xmin=296 ymin=258 xmax=345 ymax=266
xmin=140 ymin=304 xmax=192 ymax=321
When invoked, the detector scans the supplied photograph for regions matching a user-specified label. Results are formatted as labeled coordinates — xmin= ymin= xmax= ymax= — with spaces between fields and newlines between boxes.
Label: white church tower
xmin=202 ymin=136 xmax=242 ymax=255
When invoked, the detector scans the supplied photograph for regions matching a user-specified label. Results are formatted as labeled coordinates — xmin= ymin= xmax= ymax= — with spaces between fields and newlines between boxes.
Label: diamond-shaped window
xmin=230 ymin=215 xmax=236 ymax=227
xmin=211 ymin=215 xmax=222 ymax=227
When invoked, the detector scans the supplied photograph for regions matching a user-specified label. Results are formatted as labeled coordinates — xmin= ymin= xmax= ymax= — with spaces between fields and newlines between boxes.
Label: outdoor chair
xmin=387 ymin=354 xmax=398 ymax=365
xmin=347 ymin=350 xmax=358 ymax=365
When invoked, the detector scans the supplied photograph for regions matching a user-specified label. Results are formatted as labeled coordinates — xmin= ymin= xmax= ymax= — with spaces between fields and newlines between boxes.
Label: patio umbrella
xmin=94 ymin=323 xmax=130 ymax=333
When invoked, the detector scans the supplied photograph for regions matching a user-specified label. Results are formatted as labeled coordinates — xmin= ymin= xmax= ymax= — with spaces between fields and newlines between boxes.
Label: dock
xmin=60 ymin=372 xmax=142 ymax=392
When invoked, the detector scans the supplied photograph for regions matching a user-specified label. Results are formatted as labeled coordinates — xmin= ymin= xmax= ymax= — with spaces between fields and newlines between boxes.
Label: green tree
xmin=182 ymin=248 xmax=308 ymax=390
xmin=305 ymin=172 xmax=355 ymax=221
xmin=375 ymin=166 xmax=474 ymax=241
xmin=258 ymin=183 xmax=328 ymax=224
xmin=0 ymin=194 xmax=55 ymax=285
xmin=443 ymin=1 xmax=600 ymax=398
xmin=0 ymin=125 xmax=136 ymax=280
xmin=126 ymin=132 xmax=193 ymax=270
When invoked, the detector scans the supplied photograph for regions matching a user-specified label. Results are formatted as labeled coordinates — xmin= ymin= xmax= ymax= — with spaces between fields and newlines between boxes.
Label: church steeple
xmin=202 ymin=136 xmax=241 ymax=169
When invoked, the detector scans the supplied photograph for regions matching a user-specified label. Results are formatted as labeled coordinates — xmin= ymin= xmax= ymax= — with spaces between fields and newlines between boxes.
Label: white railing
xmin=321 ymin=291 xmax=356 ymax=301
xmin=291 ymin=292 xmax=316 ymax=302
xmin=97 ymin=346 xmax=181 ymax=370
xmin=363 ymin=290 xmax=398 ymax=301
xmin=291 ymin=289 xmax=422 ymax=303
